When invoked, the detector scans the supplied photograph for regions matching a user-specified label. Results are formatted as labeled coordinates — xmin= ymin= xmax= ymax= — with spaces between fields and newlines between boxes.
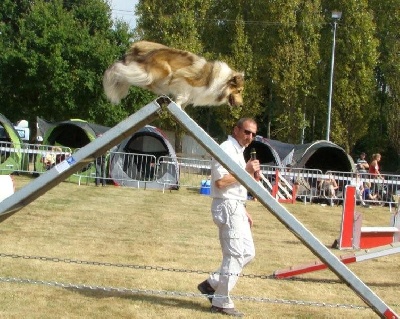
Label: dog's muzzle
xmin=229 ymin=94 xmax=243 ymax=107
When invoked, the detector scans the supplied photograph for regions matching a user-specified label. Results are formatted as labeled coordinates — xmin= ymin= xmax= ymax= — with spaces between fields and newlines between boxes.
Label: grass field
xmin=0 ymin=175 xmax=399 ymax=318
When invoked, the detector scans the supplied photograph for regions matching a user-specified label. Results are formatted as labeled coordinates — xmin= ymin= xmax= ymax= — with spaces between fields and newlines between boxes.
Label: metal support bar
xmin=0 ymin=99 xmax=162 ymax=222
xmin=166 ymin=101 xmax=398 ymax=319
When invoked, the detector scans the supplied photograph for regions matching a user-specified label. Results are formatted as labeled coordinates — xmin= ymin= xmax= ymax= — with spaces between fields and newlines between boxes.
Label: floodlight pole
xmin=326 ymin=11 xmax=342 ymax=141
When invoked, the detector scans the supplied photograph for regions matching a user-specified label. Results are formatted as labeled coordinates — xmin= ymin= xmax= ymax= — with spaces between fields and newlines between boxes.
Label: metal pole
xmin=326 ymin=20 xmax=338 ymax=141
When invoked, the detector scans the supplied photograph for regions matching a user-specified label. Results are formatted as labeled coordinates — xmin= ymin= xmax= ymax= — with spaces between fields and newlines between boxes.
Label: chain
xmin=0 ymin=276 xmax=368 ymax=311
xmin=0 ymin=252 xmax=276 ymax=279
xmin=0 ymin=252 xmax=347 ymax=285
xmin=0 ymin=252 xmax=344 ymax=284
xmin=0 ymin=252 xmax=380 ymax=311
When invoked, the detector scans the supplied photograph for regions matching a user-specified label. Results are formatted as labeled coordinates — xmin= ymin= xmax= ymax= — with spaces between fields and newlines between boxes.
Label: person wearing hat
xmin=356 ymin=152 xmax=369 ymax=174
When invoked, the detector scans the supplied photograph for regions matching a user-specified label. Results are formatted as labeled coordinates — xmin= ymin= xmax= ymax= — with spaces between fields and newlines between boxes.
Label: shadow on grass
xmin=186 ymin=187 xmax=203 ymax=195
xmin=64 ymin=287 xmax=211 ymax=313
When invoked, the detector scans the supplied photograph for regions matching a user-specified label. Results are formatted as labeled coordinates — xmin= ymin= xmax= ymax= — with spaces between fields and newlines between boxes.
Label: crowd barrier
xmin=1 ymin=142 xmax=399 ymax=206
xmin=0 ymin=141 xmax=72 ymax=175
xmin=260 ymin=165 xmax=322 ymax=204
xmin=161 ymin=156 xmax=210 ymax=189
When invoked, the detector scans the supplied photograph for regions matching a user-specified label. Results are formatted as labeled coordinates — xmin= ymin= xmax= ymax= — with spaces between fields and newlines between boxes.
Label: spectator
xmin=369 ymin=153 xmax=384 ymax=194
xmin=319 ymin=174 xmax=338 ymax=198
xmin=363 ymin=182 xmax=379 ymax=204
xmin=356 ymin=152 xmax=369 ymax=174
xmin=95 ymin=154 xmax=106 ymax=186
xmin=94 ymin=134 xmax=107 ymax=186
xmin=351 ymin=173 xmax=369 ymax=207
xmin=368 ymin=153 xmax=384 ymax=179
xmin=43 ymin=146 xmax=62 ymax=170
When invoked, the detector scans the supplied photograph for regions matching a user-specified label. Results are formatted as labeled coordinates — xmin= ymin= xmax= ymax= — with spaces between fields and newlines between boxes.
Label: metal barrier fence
xmin=2 ymin=142 xmax=400 ymax=206
xmin=325 ymin=170 xmax=400 ymax=208
xmin=159 ymin=156 xmax=210 ymax=189
xmin=259 ymin=165 xmax=400 ymax=207
xmin=109 ymin=151 xmax=157 ymax=188
xmin=0 ymin=141 xmax=72 ymax=175
xmin=260 ymin=165 xmax=323 ymax=203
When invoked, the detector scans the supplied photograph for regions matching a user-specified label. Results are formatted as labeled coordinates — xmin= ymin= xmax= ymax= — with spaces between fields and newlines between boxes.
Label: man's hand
xmin=246 ymin=159 xmax=260 ymax=177
xmin=246 ymin=210 xmax=254 ymax=228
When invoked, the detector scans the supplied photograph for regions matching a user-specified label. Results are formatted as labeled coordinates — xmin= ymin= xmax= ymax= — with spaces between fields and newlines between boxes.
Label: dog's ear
xmin=229 ymin=73 xmax=245 ymax=87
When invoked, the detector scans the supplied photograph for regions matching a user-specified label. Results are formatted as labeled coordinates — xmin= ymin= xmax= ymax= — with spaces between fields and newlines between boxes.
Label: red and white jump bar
xmin=274 ymin=242 xmax=400 ymax=279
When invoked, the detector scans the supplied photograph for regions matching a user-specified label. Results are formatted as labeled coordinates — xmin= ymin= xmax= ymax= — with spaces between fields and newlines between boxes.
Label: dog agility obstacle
xmin=335 ymin=185 xmax=400 ymax=250
xmin=0 ymin=98 xmax=398 ymax=318
xmin=259 ymin=170 xmax=297 ymax=204
xmin=274 ymin=242 xmax=400 ymax=279
xmin=274 ymin=185 xmax=400 ymax=279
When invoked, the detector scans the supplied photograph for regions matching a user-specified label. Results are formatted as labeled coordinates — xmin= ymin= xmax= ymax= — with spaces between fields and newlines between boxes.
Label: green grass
xmin=0 ymin=175 xmax=398 ymax=318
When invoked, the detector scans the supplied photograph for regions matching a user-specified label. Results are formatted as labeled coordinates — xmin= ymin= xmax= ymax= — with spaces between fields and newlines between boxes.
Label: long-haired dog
xmin=103 ymin=41 xmax=244 ymax=109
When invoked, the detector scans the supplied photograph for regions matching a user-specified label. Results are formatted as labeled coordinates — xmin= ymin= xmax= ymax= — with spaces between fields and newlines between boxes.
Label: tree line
xmin=0 ymin=0 xmax=399 ymax=171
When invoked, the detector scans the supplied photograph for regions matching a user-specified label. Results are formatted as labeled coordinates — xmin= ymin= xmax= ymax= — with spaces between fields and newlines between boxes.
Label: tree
xmin=368 ymin=0 xmax=400 ymax=171
xmin=266 ymin=1 xmax=323 ymax=143
xmin=320 ymin=0 xmax=379 ymax=152
xmin=0 ymin=0 xmax=139 ymax=129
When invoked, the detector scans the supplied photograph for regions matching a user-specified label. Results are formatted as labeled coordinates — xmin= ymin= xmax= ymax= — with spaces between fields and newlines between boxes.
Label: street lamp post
xmin=326 ymin=10 xmax=342 ymax=141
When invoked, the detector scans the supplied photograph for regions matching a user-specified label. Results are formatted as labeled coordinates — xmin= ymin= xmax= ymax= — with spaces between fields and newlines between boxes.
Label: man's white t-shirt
xmin=210 ymin=135 xmax=248 ymax=201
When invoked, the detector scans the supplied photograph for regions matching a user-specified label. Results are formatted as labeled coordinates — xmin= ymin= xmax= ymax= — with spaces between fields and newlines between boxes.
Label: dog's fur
xmin=103 ymin=41 xmax=244 ymax=108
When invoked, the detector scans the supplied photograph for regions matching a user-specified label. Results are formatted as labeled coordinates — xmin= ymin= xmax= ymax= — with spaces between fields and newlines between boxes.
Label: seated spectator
xmin=319 ymin=175 xmax=338 ymax=198
xmin=351 ymin=173 xmax=369 ymax=207
xmin=363 ymin=182 xmax=379 ymax=204
xmin=43 ymin=146 xmax=62 ymax=170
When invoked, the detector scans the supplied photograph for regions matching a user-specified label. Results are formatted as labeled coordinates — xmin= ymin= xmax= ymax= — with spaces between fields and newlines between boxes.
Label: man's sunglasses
xmin=243 ymin=129 xmax=256 ymax=138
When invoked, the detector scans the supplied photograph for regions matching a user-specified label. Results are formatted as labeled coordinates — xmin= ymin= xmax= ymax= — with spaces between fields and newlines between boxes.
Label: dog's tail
xmin=103 ymin=61 xmax=152 ymax=104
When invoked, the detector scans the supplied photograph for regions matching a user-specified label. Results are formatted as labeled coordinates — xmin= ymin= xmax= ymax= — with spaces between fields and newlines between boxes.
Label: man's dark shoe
xmin=210 ymin=306 xmax=244 ymax=317
xmin=197 ymin=280 xmax=215 ymax=303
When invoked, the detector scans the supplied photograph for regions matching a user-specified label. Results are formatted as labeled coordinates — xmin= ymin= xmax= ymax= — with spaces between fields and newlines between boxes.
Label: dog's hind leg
xmin=174 ymin=93 xmax=191 ymax=109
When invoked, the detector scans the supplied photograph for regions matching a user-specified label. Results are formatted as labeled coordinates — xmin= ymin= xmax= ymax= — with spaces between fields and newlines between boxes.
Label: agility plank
xmin=166 ymin=102 xmax=398 ymax=319
xmin=274 ymin=242 xmax=400 ymax=278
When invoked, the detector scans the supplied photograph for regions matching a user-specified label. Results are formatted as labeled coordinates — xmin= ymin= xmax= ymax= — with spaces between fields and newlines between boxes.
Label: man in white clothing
xmin=197 ymin=118 xmax=260 ymax=317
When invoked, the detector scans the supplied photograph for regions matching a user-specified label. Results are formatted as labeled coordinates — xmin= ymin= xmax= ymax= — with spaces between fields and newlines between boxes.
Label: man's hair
xmin=236 ymin=117 xmax=256 ymax=129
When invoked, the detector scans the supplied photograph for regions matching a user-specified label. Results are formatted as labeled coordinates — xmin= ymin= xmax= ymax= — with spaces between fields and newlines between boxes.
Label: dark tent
xmin=37 ymin=117 xmax=110 ymax=148
xmin=35 ymin=118 xmax=110 ymax=178
xmin=291 ymin=140 xmax=355 ymax=172
xmin=0 ymin=113 xmax=25 ymax=174
xmin=244 ymin=136 xmax=283 ymax=166
xmin=246 ymin=138 xmax=355 ymax=173
xmin=109 ymin=125 xmax=179 ymax=190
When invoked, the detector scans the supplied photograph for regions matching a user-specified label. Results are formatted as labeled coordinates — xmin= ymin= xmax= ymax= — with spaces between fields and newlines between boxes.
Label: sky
xmin=109 ymin=0 xmax=138 ymax=29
